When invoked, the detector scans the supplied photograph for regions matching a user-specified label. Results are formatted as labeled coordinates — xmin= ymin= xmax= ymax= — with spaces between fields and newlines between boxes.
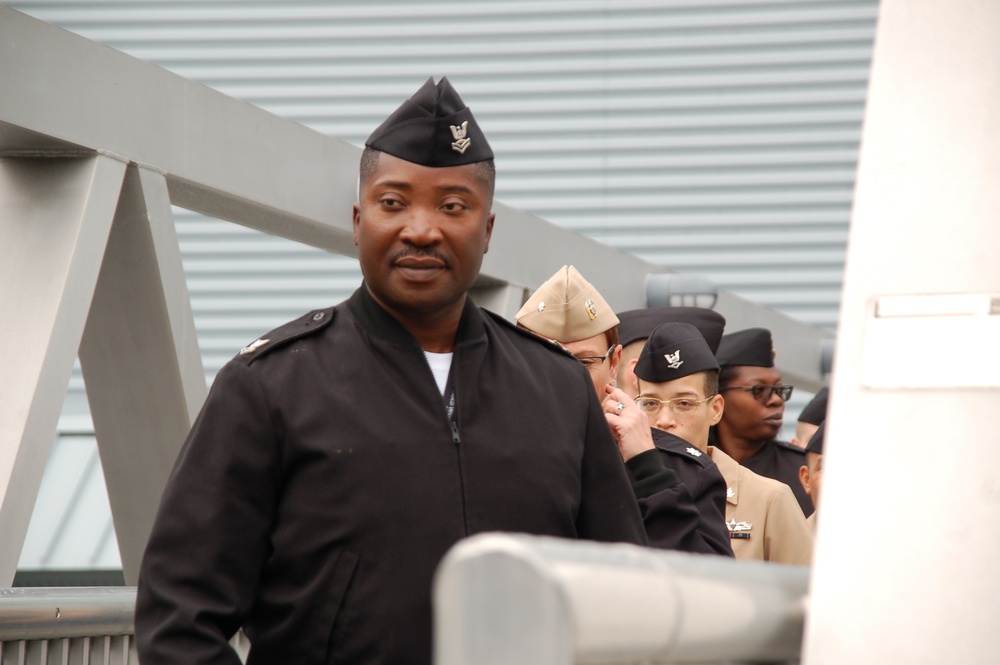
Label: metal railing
xmin=0 ymin=587 xmax=137 ymax=665
xmin=1 ymin=540 xmax=808 ymax=665
xmin=0 ymin=588 xmax=251 ymax=665
xmin=434 ymin=533 xmax=809 ymax=665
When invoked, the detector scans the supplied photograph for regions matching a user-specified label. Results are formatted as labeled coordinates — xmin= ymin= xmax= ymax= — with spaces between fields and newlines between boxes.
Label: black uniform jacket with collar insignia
xmin=135 ymin=286 xmax=649 ymax=665
xmin=625 ymin=429 xmax=733 ymax=557
xmin=742 ymin=439 xmax=814 ymax=517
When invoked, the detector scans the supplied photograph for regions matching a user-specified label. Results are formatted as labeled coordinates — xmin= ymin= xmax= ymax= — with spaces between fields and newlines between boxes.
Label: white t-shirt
xmin=423 ymin=350 xmax=453 ymax=396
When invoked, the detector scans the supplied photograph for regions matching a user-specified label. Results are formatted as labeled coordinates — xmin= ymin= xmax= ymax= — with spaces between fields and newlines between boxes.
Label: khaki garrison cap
xmin=516 ymin=265 xmax=620 ymax=344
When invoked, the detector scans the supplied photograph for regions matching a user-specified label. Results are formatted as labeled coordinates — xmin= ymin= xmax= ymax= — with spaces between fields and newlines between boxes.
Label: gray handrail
xmin=0 ymin=587 xmax=135 ymax=640
xmin=434 ymin=533 xmax=809 ymax=664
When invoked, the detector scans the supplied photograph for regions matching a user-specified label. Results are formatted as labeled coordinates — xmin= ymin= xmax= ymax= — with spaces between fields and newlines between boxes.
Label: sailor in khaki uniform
xmin=633 ymin=321 xmax=813 ymax=564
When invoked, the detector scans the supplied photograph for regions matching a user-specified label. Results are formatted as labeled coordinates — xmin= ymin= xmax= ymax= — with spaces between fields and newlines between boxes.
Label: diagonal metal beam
xmin=79 ymin=165 xmax=207 ymax=584
xmin=0 ymin=154 xmax=126 ymax=585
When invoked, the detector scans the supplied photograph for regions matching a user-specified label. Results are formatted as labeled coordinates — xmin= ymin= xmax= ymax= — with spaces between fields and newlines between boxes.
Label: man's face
xmin=718 ymin=365 xmax=787 ymax=442
xmin=563 ymin=332 xmax=621 ymax=398
xmin=636 ymin=372 xmax=723 ymax=450
xmin=353 ymin=152 xmax=495 ymax=321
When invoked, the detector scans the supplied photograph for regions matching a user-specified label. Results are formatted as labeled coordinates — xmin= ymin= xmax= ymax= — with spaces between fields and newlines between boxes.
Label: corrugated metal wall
xmin=10 ymin=0 xmax=877 ymax=569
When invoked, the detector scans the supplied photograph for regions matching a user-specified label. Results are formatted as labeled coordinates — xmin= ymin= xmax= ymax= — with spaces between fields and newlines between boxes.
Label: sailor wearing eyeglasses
xmin=712 ymin=328 xmax=815 ymax=516
xmin=635 ymin=323 xmax=813 ymax=564
xmin=516 ymin=266 xmax=733 ymax=556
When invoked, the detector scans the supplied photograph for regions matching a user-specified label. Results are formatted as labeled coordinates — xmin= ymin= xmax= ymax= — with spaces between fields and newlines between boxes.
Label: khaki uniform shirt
xmin=708 ymin=446 xmax=813 ymax=565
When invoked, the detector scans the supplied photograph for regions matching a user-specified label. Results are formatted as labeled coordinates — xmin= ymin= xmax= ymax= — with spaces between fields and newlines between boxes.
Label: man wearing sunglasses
xmin=713 ymin=328 xmax=814 ymax=516
xmin=516 ymin=266 xmax=732 ymax=556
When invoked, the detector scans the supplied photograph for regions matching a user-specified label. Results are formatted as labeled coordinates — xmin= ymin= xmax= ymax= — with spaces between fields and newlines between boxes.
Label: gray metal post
xmin=804 ymin=1 xmax=1000 ymax=662
xmin=0 ymin=155 xmax=125 ymax=585
xmin=79 ymin=165 xmax=207 ymax=584
xmin=434 ymin=533 xmax=808 ymax=665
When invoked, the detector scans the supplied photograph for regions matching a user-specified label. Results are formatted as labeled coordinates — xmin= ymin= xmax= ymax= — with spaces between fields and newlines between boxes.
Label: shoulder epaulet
xmin=773 ymin=439 xmax=807 ymax=455
xmin=651 ymin=430 xmax=714 ymax=469
xmin=234 ymin=307 xmax=336 ymax=364
xmin=481 ymin=308 xmax=576 ymax=360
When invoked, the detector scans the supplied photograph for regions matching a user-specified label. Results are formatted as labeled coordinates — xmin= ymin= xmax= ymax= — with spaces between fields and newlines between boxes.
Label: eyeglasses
xmin=576 ymin=344 xmax=615 ymax=370
xmin=634 ymin=395 xmax=714 ymax=415
xmin=719 ymin=384 xmax=794 ymax=402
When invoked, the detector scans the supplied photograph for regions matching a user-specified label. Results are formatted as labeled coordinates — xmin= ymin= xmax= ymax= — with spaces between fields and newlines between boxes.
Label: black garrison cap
xmin=806 ymin=420 xmax=826 ymax=455
xmin=635 ymin=322 xmax=720 ymax=383
xmin=716 ymin=327 xmax=776 ymax=368
xmin=365 ymin=77 xmax=494 ymax=167
xmin=798 ymin=386 xmax=829 ymax=425
xmin=617 ymin=307 xmax=727 ymax=353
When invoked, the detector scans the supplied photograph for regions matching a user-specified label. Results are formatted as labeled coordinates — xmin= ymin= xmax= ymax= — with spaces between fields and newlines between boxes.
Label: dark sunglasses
xmin=719 ymin=384 xmax=793 ymax=402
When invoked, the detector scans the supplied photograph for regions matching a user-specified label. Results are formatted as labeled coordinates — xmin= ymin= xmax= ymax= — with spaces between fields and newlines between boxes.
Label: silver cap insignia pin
xmin=450 ymin=121 xmax=471 ymax=154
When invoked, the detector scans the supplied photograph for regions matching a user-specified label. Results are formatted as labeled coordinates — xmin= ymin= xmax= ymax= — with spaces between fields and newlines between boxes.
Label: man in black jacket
xmin=135 ymin=77 xmax=648 ymax=665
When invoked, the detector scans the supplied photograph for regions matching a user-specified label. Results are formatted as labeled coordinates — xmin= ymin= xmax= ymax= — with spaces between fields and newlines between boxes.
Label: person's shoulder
xmin=772 ymin=439 xmax=807 ymax=457
xmin=737 ymin=463 xmax=789 ymax=500
xmin=232 ymin=306 xmax=338 ymax=365
xmin=651 ymin=429 xmax=715 ymax=470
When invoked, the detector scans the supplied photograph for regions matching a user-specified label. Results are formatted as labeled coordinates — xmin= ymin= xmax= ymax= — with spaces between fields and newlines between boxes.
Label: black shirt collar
xmin=346 ymin=284 xmax=485 ymax=347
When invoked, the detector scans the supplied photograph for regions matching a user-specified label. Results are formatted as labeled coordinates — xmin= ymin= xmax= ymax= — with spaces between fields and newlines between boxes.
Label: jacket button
xmin=312 ymin=312 xmax=325 ymax=322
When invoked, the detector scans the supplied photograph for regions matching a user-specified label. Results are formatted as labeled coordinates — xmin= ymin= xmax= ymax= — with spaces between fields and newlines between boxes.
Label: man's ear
xmin=483 ymin=212 xmax=496 ymax=254
xmin=709 ymin=393 xmax=725 ymax=426
xmin=798 ymin=465 xmax=812 ymax=494
xmin=352 ymin=203 xmax=361 ymax=246
xmin=626 ymin=358 xmax=639 ymax=392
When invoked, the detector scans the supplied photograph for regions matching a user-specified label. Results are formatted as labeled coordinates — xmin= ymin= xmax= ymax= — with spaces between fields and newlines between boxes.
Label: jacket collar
xmin=347 ymin=284 xmax=486 ymax=347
